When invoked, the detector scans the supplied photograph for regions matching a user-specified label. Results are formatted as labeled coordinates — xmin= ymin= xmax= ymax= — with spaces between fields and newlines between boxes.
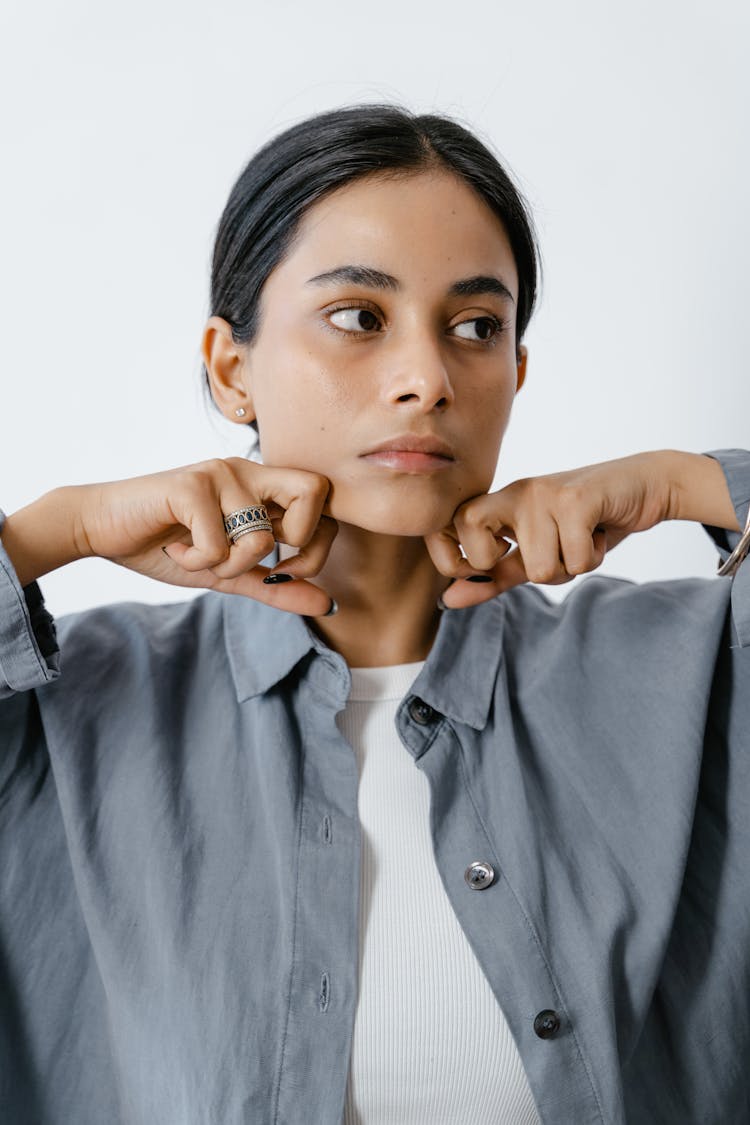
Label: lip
xmin=360 ymin=432 xmax=457 ymax=474
xmin=360 ymin=433 xmax=456 ymax=459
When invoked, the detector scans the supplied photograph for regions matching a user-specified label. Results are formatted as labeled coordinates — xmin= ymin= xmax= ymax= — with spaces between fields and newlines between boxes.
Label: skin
xmin=204 ymin=169 xmax=529 ymax=665
xmin=3 ymin=170 xmax=739 ymax=669
xmin=202 ymin=168 xmax=740 ymax=665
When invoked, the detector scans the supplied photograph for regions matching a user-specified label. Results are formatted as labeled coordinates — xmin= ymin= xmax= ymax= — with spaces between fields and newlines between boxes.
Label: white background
xmin=1 ymin=0 xmax=748 ymax=617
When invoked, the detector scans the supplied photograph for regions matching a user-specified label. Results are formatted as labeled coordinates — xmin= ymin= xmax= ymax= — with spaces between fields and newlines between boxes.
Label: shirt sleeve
xmin=0 ymin=507 xmax=60 ymax=698
xmin=700 ymin=448 xmax=750 ymax=649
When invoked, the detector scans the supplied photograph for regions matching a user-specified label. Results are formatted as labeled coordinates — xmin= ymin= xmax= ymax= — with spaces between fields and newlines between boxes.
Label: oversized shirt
xmin=1 ymin=448 xmax=749 ymax=1125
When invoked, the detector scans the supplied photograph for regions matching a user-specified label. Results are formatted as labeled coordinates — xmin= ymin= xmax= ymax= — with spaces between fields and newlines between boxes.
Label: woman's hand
xmin=6 ymin=458 xmax=338 ymax=617
xmin=425 ymin=450 xmax=701 ymax=610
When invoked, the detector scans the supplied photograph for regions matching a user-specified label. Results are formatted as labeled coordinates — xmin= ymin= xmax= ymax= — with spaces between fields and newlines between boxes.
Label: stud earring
xmin=234 ymin=407 xmax=247 ymax=418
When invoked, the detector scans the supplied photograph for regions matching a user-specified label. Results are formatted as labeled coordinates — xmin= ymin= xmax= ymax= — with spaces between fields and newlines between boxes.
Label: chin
xmin=329 ymin=483 xmax=469 ymax=538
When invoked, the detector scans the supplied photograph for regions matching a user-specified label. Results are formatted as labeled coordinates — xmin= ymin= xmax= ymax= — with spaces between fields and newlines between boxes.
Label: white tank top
xmin=339 ymin=662 xmax=541 ymax=1125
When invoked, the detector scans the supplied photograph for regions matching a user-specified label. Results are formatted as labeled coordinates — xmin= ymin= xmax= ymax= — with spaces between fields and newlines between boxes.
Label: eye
xmin=327 ymin=306 xmax=382 ymax=334
xmin=451 ymin=315 xmax=506 ymax=343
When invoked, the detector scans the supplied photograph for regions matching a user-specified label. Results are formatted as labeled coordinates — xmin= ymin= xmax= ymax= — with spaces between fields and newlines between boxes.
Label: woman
xmin=1 ymin=104 xmax=748 ymax=1125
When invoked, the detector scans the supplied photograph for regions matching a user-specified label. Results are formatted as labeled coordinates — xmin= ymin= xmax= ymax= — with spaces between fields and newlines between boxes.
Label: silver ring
xmin=223 ymin=505 xmax=273 ymax=544
xmin=717 ymin=505 xmax=750 ymax=577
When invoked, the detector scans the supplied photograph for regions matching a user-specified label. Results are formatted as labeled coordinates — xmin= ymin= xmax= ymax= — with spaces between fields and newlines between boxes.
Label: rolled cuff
xmin=0 ymin=508 xmax=60 ymax=695
xmin=701 ymin=449 xmax=750 ymax=649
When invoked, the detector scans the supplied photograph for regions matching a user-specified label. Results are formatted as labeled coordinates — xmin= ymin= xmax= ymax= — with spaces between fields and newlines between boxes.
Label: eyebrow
xmin=305 ymin=264 xmax=515 ymax=303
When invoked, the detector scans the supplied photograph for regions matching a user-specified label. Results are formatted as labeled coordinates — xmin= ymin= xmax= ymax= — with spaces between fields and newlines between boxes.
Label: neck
xmin=281 ymin=524 xmax=451 ymax=667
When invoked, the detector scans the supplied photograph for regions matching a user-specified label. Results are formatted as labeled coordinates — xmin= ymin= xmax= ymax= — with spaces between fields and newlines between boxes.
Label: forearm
xmin=662 ymin=450 xmax=741 ymax=532
xmin=2 ymin=487 xmax=90 ymax=587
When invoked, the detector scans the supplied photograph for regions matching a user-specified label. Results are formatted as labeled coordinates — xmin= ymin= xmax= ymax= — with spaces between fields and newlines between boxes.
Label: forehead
xmin=273 ymin=169 xmax=519 ymax=298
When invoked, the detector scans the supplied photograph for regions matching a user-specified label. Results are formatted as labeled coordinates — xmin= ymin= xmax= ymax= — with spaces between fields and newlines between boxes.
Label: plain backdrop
xmin=1 ymin=0 xmax=748 ymax=618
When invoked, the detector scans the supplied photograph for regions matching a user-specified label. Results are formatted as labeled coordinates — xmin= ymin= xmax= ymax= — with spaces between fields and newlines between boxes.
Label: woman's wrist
xmin=661 ymin=449 xmax=741 ymax=532
xmin=2 ymin=486 xmax=93 ymax=587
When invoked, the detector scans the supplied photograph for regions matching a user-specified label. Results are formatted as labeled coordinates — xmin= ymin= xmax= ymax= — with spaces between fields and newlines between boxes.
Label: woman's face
xmin=230 ymin=169 xmax=526 ymax=536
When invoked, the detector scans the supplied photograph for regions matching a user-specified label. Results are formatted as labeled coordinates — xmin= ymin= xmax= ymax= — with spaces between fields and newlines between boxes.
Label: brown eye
xmin=452 ymin=316 xmax=505 ymax=342
xmin=329 ymin=307 xmax=381 ymax=333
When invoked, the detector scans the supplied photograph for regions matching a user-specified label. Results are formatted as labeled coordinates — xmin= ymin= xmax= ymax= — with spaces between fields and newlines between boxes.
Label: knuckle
xmin=526 ymin=561 xmax=558 ymax=584
xmin=457 ymin=505 xmax=488 ymax=532
xmin=196 ymin=457 xmax=229 ymax=477
xmin=296 ymin=473 xmax=330 ymax=502
xmin=558 ymin=483 xmax=587 ymax=509
xmin=524 ymin=476 xmax=556 ymax=507
xmin=206 ymin=543 xmax=231 ymax=567
xmin=427 ymin=547 xmax=458 ymax=577
xmin=520 ymin=474 xmax=545 ymax=497
xmin=208 ymin=456 xmax=255 ymax=489
xmin=181 ymin=463 xmax=222 ymax=496
xmin=225 ymin=456 xmax=251 ymax=474
xmin=566 ymin=558 xmax=588 ymax=575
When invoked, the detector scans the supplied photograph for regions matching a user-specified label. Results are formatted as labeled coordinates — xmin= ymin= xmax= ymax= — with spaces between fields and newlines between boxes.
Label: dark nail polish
xmin=437 ymin=596 xmax=449 ymax=611
xmin=323 ymin=597 xmax=339 ymax=617
xmin=263 ymin=573 xmax=294 ymax=584
xmin=466 ymin=574 xmax=493 ymax=583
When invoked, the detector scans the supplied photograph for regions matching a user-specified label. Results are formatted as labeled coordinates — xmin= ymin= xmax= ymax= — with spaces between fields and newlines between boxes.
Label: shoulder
xmin=465 ymin=572 xmax=734 ymax=696
xmin=46 ymin=591 xmax=228 ymax=697
xmin=499 ymin=571 xmax=731 ymax=645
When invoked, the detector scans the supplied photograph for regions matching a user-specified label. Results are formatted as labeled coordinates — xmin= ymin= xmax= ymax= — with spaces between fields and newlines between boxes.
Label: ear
xmin=201 ymin=316 xmax=256 ymax=424
xmin=516 ymin=344 xmax=528 ymax=393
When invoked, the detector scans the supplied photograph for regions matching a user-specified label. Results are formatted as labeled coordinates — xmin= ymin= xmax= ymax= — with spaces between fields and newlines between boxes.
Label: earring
xmin=234 ymin=407 xmax=247 ymax=418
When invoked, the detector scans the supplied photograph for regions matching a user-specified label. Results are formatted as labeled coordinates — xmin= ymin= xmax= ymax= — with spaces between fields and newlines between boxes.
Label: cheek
xmin=253 ymin=358 xmax=358 ymax=467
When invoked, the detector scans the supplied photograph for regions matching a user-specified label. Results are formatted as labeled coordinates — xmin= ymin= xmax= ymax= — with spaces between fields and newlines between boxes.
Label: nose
xmin=383 ymin=325 xmax=455 ymax=414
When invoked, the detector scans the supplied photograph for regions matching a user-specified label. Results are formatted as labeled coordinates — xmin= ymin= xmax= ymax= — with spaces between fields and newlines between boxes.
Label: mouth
xmin=360 ymin=432 xmax=456 ymax=474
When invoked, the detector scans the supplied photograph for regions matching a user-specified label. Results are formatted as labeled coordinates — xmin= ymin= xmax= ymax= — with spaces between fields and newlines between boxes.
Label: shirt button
xmin=409 ymin=697 xmax=437 ymax=725
xmin=464 ymin=861 xmax=496 ymax=890
xmin=533 ymin=1009 xmax=561 ymax=1039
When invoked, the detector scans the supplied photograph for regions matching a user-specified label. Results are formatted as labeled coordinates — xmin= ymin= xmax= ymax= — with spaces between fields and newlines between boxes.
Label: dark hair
xmin=204 ymin=102 xmax=540 ymax=438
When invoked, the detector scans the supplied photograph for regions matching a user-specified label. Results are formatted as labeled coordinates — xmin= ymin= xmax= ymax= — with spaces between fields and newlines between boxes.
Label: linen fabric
xmin=0 ymin=448 xmax=749 ymax=1124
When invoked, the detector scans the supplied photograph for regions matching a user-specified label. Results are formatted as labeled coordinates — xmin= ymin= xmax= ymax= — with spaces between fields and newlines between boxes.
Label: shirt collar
xmin=221 ymin=590 xmax=507 ymax=731
xmin=222 ymin=592 xmax=323 ymax=702
xmin=412 ymin=597 xmax=507 ymax=730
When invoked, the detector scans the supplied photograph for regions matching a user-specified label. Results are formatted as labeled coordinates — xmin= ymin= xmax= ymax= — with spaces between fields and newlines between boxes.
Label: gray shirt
xmin=1 ymin=448 xmax=749 ymax=1125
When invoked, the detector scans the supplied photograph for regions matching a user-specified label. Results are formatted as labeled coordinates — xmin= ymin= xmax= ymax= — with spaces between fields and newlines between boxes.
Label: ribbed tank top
xmin=339 ymin=662 xmax=541 ymax=1125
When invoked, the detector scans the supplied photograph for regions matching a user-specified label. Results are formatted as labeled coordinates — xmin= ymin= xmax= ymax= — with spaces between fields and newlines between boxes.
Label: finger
xmin=593 ymin=525 xmax=610 ymax=556
xmin=454 ymin=501 xmax=515 ymax=572
xmin=423 ymin=526 xmax=494 ymax=579
xmin=196 ymin=492 xmax=276 ymax=580
xmin=251 ymin=467 xmax=330 ymax=548
xmin=440 ymin=544 xmax=529 ymax=609
xmin=210 ymin=468 xmax=330 ymax=579
xmin=557 ymin=519 xmax=609 ymax=576
xmin=163 ymin=491 xmax=236 ymax=573
xmin=266 ymin=516 xmax=339 ymax=579
xmin=159 ymin=476 xmax=277 ymax=577
xmin=207 ymin=565 xmax=335 ymax=617
xmin=512 ymin=513 xmax=569 ymax=586
xmin=440 ymin=511 xmax=578 ymax=610
xmin=158 ymin=555 xmax=336 ymax=617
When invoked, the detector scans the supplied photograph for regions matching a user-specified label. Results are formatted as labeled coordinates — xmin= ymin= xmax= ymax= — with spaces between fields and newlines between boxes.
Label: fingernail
xmin=263 ymin=573 xmax=294 ymax=584
xmin=323 ymin=597 xmax=339 ymax=617
xmin=466 ymin=574 xmax=493 ymax=583
xmin=437 ymin=595 xmax=449 ymax=611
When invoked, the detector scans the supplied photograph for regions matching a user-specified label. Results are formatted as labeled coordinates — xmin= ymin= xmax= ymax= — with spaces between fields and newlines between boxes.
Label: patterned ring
xmin=222 ymin=505 xmax=274 ymax=544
